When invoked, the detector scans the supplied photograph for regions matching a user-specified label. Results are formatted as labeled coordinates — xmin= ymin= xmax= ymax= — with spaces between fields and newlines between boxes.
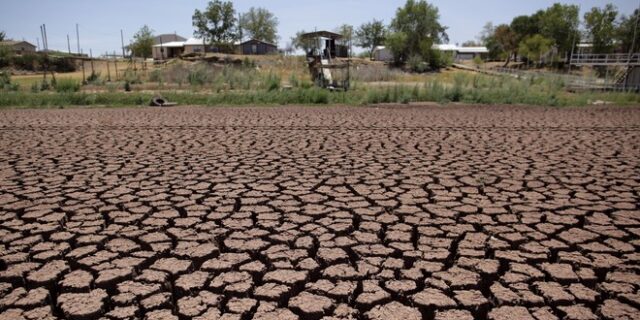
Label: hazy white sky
xmin=1 ymin=0 xmax=638 ymax=55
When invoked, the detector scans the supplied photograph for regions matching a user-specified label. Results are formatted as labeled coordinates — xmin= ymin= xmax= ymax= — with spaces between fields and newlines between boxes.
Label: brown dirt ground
xmin=0 ymin=105 xmax=639 ymax=320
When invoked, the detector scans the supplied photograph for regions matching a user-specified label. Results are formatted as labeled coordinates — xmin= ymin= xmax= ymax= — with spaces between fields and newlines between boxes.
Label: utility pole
xmin=43 ymin=24 xmax=49 ymax=51
xmin=89 ymin=49 xmax=95 ymax=75
xmin=76 ymin=24 xmax=80 ymax=54
xmin=39 ymin=25 xmax=45 ymax=51
xmin=67 ymin=34 xmax=71 ymax=54
xmin=121 ymin=30 xmax=125 ymax=58
xmin=114 ymin=50 xmax=119 ymax=80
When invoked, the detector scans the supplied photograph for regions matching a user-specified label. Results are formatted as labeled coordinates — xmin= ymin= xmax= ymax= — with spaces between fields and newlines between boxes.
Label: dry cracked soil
xmin=0 ymin=104 xmax=639 ymax=320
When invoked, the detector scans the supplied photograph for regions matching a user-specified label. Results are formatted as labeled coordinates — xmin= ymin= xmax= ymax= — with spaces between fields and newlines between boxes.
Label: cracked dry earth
xmin=0 ymin=105 xmax=639 ymax=320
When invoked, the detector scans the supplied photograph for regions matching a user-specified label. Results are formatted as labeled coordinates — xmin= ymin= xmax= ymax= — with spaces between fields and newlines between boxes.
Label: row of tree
xmin=129 ymin=0 xmax=638 ymax=69
xmin=192 ymin=0 xmax=279 ymax=48
xmin=476 ymin=3 xmax=639 ymax=66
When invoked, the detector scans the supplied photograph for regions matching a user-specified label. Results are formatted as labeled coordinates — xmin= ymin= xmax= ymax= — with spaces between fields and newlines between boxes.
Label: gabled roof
xmin=0 ymin=40 xmax=36 ymax=48
xmin=238 ymin=39 xmax=277 ymax=47
xmin=301 ymin=31 xmax=343 ymax=40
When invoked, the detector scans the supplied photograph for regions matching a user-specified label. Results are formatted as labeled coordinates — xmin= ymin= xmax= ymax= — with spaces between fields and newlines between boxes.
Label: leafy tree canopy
xmin=356 ymin=20 xmax=387 ymax=57
xmin=130 ymin=25 xmax=154 ymax=59
xmin=387 ymin=0 xmax=448 ymax=64
xmin=617 ymin=9 xmax=640 ymax=53
xmin=193 ymin=0 xmax=238 ymax=46
xmin=584 ymin=4 xmax=619 ymax=54
xmin=240 ymin=7 xmax=279 ymax=44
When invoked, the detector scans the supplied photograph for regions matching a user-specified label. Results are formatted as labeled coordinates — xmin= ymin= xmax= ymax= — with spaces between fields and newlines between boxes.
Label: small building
xmin=455 ymin=47 xmax=489 ymax=60
xmin=0 ymin=40 xmax=36 ymax=55
xmin=432 ymin=44 xmax=488 ymax=61
xmin=301 ymin=31 xmax=349 ymax=58
xmin=154 ymin=34 xmax=186 ymax=46
xmin=372 ymin=46 xmax=393 ymax=62
xmin=236 ymin=39 xmax=278 ymax=55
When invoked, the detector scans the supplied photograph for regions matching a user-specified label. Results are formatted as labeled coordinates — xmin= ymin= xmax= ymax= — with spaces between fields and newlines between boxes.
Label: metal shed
xmin=236 ymin=39 xmax=278 ymax=55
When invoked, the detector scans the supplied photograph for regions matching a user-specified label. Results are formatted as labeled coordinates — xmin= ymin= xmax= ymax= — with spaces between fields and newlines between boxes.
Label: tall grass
xmin=2 ymin=69 xmax=638 ymax=108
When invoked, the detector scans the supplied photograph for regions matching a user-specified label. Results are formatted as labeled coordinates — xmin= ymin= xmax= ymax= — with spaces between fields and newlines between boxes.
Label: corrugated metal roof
xmin=152 ymin=41 xmax=185 ymax=48
xmin=432 ymin=44 xmax=488 ymax=53
xmin=184 ymin=38 xmax=206 ymax=46
xmin=432 ymin=44 xmax=458 ymax=51
xmin=456 ymin=47 xmax=489 ymax=53
xmin=0 ymin=40 xmax=36 ymax=47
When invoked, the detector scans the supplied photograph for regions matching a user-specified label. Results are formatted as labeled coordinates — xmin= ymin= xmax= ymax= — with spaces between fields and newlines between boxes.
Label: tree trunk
xmin=503 ymin=52 xmax=512 ymax=67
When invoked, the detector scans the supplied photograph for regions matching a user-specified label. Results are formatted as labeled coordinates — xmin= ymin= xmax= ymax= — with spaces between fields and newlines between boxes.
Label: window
xmin=252 ymin=45 xmax=257 ymax=54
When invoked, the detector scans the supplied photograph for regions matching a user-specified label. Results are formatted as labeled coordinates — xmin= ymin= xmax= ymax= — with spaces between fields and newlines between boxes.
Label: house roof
xmin=153 ymin=41 xmax=185 ymax=48
xmin=432 ymin=44 xmax=458 ymax=51
xmin=239 ymin=39 xmax=277 ymax=47
xmin=154 ymin=34 xmax=187 ymax=45
xmin=0 ymin=40 xmax=36 ymax=48
xmin=432 ymin=44 xmax=488 ymax=53
xmin=456 ymin=46 xmax=489 ymax=54
xmin=301 ymin=31 xmax=343 ymax=40
xmin=184 ymin=38 xmax=206 ymax=46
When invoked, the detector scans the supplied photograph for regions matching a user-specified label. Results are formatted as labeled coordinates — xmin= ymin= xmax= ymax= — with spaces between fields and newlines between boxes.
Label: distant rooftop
xmin=301 ymin=31 xmax=343 ymax=40
xmin=433 ymin=44 xmax=488 ymax=53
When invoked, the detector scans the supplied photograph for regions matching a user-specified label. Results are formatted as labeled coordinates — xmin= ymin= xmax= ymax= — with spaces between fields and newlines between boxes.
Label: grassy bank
xmin=1 ymin=72 xmax=639 ymax=108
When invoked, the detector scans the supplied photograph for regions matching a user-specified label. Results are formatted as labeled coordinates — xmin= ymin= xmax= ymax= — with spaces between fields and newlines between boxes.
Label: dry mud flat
xmin=0 ymin=105 xmax=639 ymax=320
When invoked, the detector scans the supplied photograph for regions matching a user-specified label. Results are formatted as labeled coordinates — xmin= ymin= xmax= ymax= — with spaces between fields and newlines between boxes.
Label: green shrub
xmin=123 ymin=70 xmax=142 ymax=84
xmin=264 ymin=73 xmax=281 ymax=92
xmin=55 ymin=78 xmax=81 ymax=93
xmin=188 ymin=67 xmax=210 ymax=86
xmin=0 ymin=71 xmax=10 ymax=89
xmin=87 ymin=71 xmax=101 ymax=84
xmin=407 ymin=55 xmax=428 ymax=73
xmin=149 ymin=69 xmax=163 ymax=83
xmin=40 ymin=79 xmax=51 ymax=91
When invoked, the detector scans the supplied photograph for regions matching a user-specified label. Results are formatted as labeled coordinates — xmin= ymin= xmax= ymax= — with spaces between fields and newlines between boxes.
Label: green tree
xmin=385 ymin=31 xmax=409 ymax=64
xmin=478 ymin=22 xmax=495 ymax=45
xmin=617 ymin=9 xmax=640 ymax=53
xmin=519 ymin=34 xmax=553 ymax=64
xmin=240 ymin=7 xmax=279 ymax=44
xmin=291 ymin=30 xmax=313 ymax=53
xmin=387 ymin=0 xmax=448 ymax=65
xmin=493 ymin=24 xmax=518 ymax=66
xmin=510 ymin=15 xmax=540 ymax=43
xmin=584 ymin=4 xmax=619 ymax=54
xmin=335 ymin=24 xmax=354 ymax=46
xmin=193 ymin=0 xmax=238 ymax=50
xmin=355 ymin=19 xmax=387 ymax=58
xmin=538 ymin=3 xmax=580 ymax=58
xmin=130 ymin=25 xmax=154 ymax=59
xmin=0 ymin=31 xmax=5 ymax=42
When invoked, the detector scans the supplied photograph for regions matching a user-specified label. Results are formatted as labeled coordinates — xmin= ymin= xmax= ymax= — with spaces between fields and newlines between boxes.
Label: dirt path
xmin=0 ymin=105 xmax=639 ymax=320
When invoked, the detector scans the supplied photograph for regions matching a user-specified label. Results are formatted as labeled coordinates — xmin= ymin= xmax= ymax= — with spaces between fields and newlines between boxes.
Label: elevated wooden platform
xmin=570 ymin=53 xmax=640 ymax=66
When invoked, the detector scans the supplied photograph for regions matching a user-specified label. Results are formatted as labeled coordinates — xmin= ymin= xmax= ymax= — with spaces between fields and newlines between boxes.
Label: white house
xmin=432 ymin=44 xmax=488 ymax=61
xmin=371 ymin=44 xmax=489 ymax=62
